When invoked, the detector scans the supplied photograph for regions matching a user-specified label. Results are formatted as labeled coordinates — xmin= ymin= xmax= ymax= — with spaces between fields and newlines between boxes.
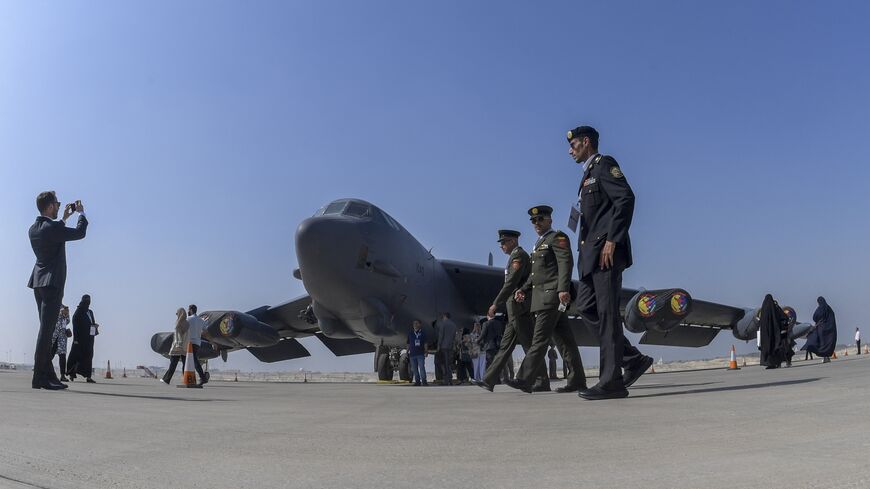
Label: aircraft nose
xmin=295 ymin=217 xmax=363 ymax=278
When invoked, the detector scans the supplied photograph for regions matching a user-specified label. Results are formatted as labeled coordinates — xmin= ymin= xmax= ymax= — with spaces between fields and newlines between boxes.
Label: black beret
xmin=528 ymin=205 xmax=553 ymax=219
xmin=567 ymin=126 xmax=598 ymax=141
xmin=497 ymin=229 xmax=521 ymax=242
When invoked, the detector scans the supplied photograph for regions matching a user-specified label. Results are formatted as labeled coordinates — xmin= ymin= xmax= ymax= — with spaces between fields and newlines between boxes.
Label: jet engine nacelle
xmin=624 ymin=289 xmax=693 ymax=334
xmin=200 ymin=311 xmax=280 ymax=348
xmin=732 ymin=307 xmax=761 ymax=341
xmin=732 ymin=305 xmax=803 ymax=341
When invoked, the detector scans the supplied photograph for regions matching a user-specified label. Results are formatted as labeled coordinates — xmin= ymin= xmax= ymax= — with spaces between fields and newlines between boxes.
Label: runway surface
xmin=1 ymin=356 xmax=869 ymax=489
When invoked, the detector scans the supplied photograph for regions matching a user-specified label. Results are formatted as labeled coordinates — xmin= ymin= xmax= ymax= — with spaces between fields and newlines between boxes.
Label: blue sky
xmin=2 ymin=2 xmax=868 ymax=372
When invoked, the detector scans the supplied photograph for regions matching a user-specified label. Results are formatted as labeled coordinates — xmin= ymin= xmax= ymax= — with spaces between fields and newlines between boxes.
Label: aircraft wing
xmin=440 ymin=259 xmax=749 ymax=348
xmin=245 ymin=295 xmax=320 ymax=338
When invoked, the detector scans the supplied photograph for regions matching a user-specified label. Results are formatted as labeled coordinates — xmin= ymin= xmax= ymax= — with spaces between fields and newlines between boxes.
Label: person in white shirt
xmin=186 ymin=304 xmax=210 ymax=385
xmin=856 ymin=328 xmax=861 ymax=355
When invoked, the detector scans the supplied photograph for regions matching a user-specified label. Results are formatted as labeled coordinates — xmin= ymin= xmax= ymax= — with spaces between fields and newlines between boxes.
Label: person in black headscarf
xmin=66 ymin=294 xmax=98 ymax=382
xmin=801 ymin=296 xmax=838 ymax=363
xmin=758 ymin=294 xmax=787 ymax=369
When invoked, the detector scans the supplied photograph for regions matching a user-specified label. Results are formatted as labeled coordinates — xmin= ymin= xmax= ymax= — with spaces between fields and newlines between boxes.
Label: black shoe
xmin=413 ymin=382 xmax=421 ymax=386
xmin=532 ymin=384 xmax=552 ymax=392
xmin=60 ymin=377 xmax=69 ymax=382
xmin=86 ymin=378 xmax=96 ymax=383
xmin=33 ymin=380 xmax=67 ymax=390
xmin=505 ymin=379 xmax=533 ymax=394
xmin=578 ymin=385 xmax=629 ymax=400
xmin=623 ymin=355 xmax=654 ymax=388
xmin=422 ymin=382 xmax=429 ymax=386
xmin=554 ymin=384 xmax=584 ymax=393
xmin=472 ymin=379 xmax=494 ymax=392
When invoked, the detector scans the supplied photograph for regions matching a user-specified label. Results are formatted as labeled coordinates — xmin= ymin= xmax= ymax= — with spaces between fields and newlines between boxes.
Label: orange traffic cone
xmin=727 ymin=345 xmax=740 ymax=370
xmin=105 ymin=360 xmax=113 ymax=379
xmin=178 ymin=342 xmax=202 ymax=389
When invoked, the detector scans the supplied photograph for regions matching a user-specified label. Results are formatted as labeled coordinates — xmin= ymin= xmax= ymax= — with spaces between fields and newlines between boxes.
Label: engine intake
xmin=624 ymin=289 xmax=693 ymax=334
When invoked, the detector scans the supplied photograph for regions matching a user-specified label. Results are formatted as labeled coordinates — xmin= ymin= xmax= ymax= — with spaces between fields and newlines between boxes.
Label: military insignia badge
xmin=555 ymin=236 xmax=569 ymax=248
xmin=610 ymin=166 xmax=624 ymax=178
xmin=567 ymin=130 xmax=574 ymax=140
xmin=531 ymin=207 xmax=539 ymax=215
xmin=638 ymin=293 xmax=656 ymax=318
xmin=670 ymin=291 xmax=690 ymax=316
xmin=511 ymin=259 xmax=522 ymax=270
xmin=219 ymin=315 xmax=234 ymax=336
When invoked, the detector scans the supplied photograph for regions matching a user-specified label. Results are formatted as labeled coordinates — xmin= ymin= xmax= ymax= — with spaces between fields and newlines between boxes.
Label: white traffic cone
xmin=177 ymin=342 xmax=202 ymax=389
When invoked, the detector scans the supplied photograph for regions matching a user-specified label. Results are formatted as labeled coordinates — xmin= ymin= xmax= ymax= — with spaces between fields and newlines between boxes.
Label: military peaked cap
xmin=497 ymin=229 xmax=521 ymax=242
xmin=528 ymin=205 xmax=553 ymax=219
xmin=566 ymin=125 xmax=598 ymax=141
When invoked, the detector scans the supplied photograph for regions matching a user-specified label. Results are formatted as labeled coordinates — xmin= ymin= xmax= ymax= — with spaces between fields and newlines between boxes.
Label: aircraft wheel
xmin=398 ymin=354 xmax=411 ymax=381
xmin=376 ymin=347 xmax=393 ymax=381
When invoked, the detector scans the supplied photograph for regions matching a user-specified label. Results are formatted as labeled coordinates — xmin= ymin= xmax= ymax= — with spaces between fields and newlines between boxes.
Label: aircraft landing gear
xmin=376 ymin=345 xmax=394 ymax=381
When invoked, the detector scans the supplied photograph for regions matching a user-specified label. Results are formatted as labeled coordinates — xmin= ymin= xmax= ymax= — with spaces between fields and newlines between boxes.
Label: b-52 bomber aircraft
xmin=151 ymin=198 xmax=813 ymax=380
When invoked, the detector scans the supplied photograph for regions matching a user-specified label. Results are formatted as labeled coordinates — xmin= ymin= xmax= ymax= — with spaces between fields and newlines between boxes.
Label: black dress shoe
xmin=532 ymin=384 xmax=552 ymax=392
xmin=86 ymin=378 xmax=96 ymax=383
xmin=505 ymin=379 xmax=533 ymax=393
xmin=578 ymin=385 xmax=629 ymax=400
xmin=554 ymin=384 xmax=585 ymax=393
xmin=472 ymin=380 xmax=494 ymax=392
xmin=623 ymin=355 xmax=654 ymax=388
xmin=33 ymin=381 xmax=67 ymax=390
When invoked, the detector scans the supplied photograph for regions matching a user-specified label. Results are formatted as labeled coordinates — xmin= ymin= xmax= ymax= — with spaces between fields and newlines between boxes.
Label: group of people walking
xmin=405 ymin=126 xmax=655 ymax=399
xmin=160 ymin=305 xmax=210 ymax=386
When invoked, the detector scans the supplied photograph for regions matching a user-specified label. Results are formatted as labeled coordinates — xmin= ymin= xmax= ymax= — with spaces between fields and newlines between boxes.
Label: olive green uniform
xmin=483 ymin=246 xmax=549 ymax=388
xmin=515 ymin=229 xmax=586 ymax=389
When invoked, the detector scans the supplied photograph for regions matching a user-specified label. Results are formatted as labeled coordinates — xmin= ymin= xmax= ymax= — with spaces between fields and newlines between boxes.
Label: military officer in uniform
xmin=567 ymin=126 xmax=653 ymax=400
xmin=474 ymin=230 xmax=550 ymax=392
xmin=508 ymin=206 xmax=586 ymax=394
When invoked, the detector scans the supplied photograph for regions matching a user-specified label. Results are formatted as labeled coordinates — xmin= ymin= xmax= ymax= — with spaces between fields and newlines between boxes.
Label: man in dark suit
xmin=27 ymin=191 xmax=88 ymax=390
xmin=566 ymin=126 xmax=653 ymax=400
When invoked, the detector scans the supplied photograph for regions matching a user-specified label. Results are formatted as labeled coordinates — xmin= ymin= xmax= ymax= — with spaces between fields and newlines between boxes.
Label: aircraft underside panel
xmin=639 ymin=325 xmax=721 ymax=347
xmin=315 ymin=332 xmax=377 ymax=356
xmin=247 ymin=339 xmax=311 ymax=363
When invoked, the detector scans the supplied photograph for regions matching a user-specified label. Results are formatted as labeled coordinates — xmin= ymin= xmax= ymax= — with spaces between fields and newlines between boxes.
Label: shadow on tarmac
xmin=630 ymin=382 xmax=718 ymax=390
xmin=67 ymin=390 xmax=231 ymax=402
xmin=630 ymin=377 xmax=823 ymax=399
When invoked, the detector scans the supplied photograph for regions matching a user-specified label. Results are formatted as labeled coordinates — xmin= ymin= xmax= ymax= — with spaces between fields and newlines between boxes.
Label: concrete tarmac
xmin=2 ymin=356 xmax=869 ymax=489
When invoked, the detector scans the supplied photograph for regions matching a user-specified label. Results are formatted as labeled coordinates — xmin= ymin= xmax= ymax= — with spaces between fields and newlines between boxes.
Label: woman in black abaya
xmin=66 ymin=295 xmax=95 ymax=381
xmin=802 ymin=296 xmax=838 ymax=363
xmin=758 ymin=294 xmax=787 ymax=369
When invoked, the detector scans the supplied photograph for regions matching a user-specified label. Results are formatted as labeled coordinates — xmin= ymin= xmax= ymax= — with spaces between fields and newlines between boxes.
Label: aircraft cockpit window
xmin=343 ymin=201 xmax=372 ymax=218
xmin=320 ymin=201 xmax=347 ymax=216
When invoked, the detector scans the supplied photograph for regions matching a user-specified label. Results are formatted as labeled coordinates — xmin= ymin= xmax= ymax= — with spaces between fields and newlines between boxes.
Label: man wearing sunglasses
xmin=567 ymin=126 xmax=653 ymax=400
xmin=27 ymin=191 xmax=88 ymax=390
xmin=507 ymin=206 xmax=586 ymax=394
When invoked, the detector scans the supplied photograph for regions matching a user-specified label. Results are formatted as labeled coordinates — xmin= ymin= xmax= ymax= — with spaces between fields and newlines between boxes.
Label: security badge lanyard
xmin=413 ymin=331 xmax=422 ymax=347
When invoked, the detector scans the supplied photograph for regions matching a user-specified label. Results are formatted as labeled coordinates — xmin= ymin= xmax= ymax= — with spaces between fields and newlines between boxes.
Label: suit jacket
xmin=436 ymin=318 xmax=457 ymax=350
xmin=492 ymin=246 xmax=531 ymax=319
xmin=520 ymin=229 xmax=574 ymax=312
xmin=479 ymin=318 xmax=504 ymax=352
xmin=578 ymin=154 xmax=634 ymax=278
xmin=27 ymin=215 xmax=88 ymax=290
